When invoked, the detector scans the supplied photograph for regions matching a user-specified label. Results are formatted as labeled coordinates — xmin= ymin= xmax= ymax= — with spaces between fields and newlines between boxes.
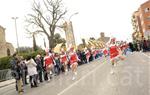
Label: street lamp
xmin=69 ymin=12 xmax=79 ymax=21
xmin=12 ymin=17 xmax=19 ymax=53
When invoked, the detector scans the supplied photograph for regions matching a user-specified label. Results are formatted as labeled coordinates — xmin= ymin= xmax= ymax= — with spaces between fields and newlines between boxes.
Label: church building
xmin=0 ymin=25 xmax=14 ymax=58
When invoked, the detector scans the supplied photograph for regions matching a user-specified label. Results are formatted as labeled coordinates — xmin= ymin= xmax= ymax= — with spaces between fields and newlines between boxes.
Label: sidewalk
xmin=0 ymin=79 xmax=15 ymax=88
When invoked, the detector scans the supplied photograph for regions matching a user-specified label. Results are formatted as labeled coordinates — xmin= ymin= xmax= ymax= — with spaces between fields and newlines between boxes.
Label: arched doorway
xmin=7 ymin=48 xmax=10 ymax=56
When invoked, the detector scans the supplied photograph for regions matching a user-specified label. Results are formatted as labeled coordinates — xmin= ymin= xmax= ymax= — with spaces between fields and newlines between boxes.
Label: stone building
xmin=98 ymin=32 xmax=110 ymax=43
xmin=0 ymin=25 xmax=14 ymax=58
xmin=63 ymin=21 xmax=76 ymax=48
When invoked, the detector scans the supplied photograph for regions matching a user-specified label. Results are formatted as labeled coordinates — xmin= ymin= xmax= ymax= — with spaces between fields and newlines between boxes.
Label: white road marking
xmin=57 ymin=61 xmax=105 ymax=95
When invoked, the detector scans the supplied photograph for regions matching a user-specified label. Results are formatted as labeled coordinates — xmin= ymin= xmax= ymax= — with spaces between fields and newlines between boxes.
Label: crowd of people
xmin=128 ymin=38 xmax=150 ymax=52
xmin=9 ymin=37 xmax=140 ymax=94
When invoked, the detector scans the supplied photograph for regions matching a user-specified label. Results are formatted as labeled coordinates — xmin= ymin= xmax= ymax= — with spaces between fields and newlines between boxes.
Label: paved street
xmin=0 ymin=52 xmax=149 ymax=95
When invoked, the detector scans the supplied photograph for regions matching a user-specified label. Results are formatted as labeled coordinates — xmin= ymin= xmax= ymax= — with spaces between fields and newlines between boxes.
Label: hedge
xmin=0 ymin=56 xmax=11 ymax=70
xmin=0 ymin=50 xmax=45 ymax=70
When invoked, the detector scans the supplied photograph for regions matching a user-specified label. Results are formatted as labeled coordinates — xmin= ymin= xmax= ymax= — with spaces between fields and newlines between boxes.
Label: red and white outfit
xmin=103 ymin=49 xmax=108 ymax=56
xmin=69 ymin=52 xmax=78 ymax=65
xmin=109 ymin=44 xmax=119 ymax=61
xmin=91 ymin=49 xmax=96 ymax=58
xmin=85 ymin=50 xmax=91 ymax=60
xmin=60 ymin=53 xmax=68 ymax=64
xmin=44 ymin=53 xmax=54 ymax=70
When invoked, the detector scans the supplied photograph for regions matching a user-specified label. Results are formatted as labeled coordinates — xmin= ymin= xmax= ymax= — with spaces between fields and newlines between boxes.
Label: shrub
xmin=0 ymin=56 xmax=11 ymax=70
xmin=0 ymin=49 xmax=45 ymax=70
xmin=19 ymin=50 xmax=45 ymax=59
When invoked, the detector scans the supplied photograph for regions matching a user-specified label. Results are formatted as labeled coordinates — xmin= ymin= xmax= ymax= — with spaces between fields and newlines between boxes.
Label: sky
xmin=0 ymin=0 xmax=148 ymax=48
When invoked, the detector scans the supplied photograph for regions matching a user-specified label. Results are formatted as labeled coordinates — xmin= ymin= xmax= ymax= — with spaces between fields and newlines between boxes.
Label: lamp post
xmin=69 ymin=12 xmax=79 ymax=21
xmin=12 ymin=17 xmax=19 ymax=53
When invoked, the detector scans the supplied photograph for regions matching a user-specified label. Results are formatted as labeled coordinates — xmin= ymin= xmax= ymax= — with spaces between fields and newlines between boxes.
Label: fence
xmin=0 ymin=69 xmax=12 ymax=82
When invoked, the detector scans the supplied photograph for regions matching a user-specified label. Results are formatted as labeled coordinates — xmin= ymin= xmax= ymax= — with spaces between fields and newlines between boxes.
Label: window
xmin=145 ymin=8 xmax=150 ymax=13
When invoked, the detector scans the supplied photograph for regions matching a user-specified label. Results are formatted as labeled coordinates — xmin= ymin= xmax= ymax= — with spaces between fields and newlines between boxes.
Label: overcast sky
xmin=0 ymin=0 xmax=147 ymax=48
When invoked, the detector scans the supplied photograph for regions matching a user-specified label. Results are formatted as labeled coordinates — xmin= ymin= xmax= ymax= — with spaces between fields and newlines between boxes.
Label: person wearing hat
xmin=43 ymin=51 xmax=54 ymax=81
xmin=60 ymin=49 xmax=68 ymax=74
xmin=103 ymin=47 xmax=109 ymax=57
xmin=84 ymin=48 xmax=91 ymax=63
xmin=68 ymin=46 xmax=79 ymax=80
xmin=109 ymin=38 xmax=125 ymax=74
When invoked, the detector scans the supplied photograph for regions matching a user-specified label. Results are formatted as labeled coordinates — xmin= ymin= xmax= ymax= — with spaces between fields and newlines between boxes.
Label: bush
xmin=19 ymin=50 xmax=45 ymax=59
xmin=0 ymin=50 xmax=45 ymax=70
xmin=0 ymin=56 xmax=11 ymax=70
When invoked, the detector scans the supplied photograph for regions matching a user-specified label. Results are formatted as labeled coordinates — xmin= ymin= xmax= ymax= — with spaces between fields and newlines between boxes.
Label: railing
xmin=0 ymin=69 xmax=12 ymax=82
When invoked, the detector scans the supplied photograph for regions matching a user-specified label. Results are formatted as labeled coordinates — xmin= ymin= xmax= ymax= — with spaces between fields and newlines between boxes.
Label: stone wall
xmin=0 ymin=26 xmax=6 ymax=43
xmin=0 ymin=26 xmax=14 ymax=58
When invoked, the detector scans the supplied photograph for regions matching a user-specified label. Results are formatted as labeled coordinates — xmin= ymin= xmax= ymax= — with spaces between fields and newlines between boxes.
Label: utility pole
xmin=12 ymin=17 xmax=19 ymax=53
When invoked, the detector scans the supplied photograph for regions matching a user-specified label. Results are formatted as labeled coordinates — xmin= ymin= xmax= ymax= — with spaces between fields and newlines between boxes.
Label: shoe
xmin=110 ymin=70 xmax=114 ymax=74
xmin=65 ymin=69 xmax=68 ymax=72
xmin=74 ymin=72 xmax=77 ymax=75
xmin=31 ymin=85 xmax=34 ymax=88
xmin=50 ymin=71 xmax=52 ymax=75
xmin=40 ymin=81 xmax=43 ymax=83
xmin=31 ymin=84 xmax=34 ymax=88
xmin=46 ymin=78 xmax=51 ymax=82
xmin=34 ymin=85 xmax=38 ymax=87
xmin=50 ymin=76 xmax=52 ymax=79
xmin=72 ymin=76 xmax=75 ymax=80
xmin=18 ymin=90 xmax=24 ymax=94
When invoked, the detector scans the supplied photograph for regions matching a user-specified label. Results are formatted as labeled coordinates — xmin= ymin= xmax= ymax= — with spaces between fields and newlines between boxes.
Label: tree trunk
xmin=49 ymin=27 xmax=55 ymax=49
xmin=33 ymin=34 xmax=37 ymax=51
xmin=48 ymin=36 xmax=55 ymax=49
xmin=48 ymin=37 xmax=51 ymax=49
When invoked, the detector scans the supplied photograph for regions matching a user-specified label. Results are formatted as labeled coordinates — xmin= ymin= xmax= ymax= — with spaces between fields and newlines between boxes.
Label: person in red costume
xmin=44 ymin=49 xmax=54 ymax=81
xmin=68 ymin=46 xmax=79 ymax=80
xmin=84 ymin=48 xmax=91 ymax=63
xmin=60 ymin=49 xmax=68 ymax=74
xmin=103 ymin=47 xmax=109 ymax=57
xmin=92 ymin=48 xmax=96 ymax=60
xmin=109 ymin=38 xmax=125 ymax=74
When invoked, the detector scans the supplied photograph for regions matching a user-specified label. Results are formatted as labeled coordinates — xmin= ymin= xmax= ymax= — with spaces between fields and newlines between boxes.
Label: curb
xmin=0 ymin=80 xmax=15 ymax=88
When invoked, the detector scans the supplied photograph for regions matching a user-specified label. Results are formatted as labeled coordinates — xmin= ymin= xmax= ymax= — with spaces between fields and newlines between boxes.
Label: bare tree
xmin=26 ymin=0 xmax=67 ymax=49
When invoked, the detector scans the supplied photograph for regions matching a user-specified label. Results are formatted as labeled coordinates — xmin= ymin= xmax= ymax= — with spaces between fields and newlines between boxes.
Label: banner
xmin=53 ymin=43 xmax=63 ymax=53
